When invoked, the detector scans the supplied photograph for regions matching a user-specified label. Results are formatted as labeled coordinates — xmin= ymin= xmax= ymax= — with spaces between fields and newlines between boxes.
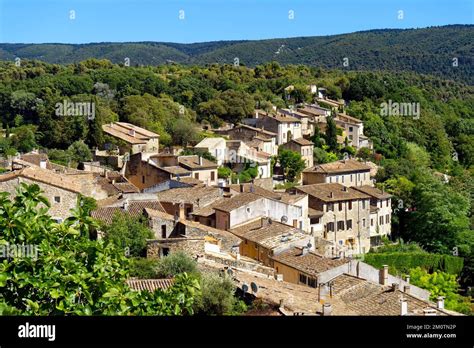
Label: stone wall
xmin=204 ymin=253 xmax=275 ymax=277
xmin=147 ymin=238 xmax=206 ymax=259
xmin=0 ymin=177 xmax=78 ymax=220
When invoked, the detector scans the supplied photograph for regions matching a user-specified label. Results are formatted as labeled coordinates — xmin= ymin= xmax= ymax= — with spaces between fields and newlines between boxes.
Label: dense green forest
xmin=0 ymin=57 xmax=472 ymax=306
xmin=1 ymin=25 xmax=472 ymax=83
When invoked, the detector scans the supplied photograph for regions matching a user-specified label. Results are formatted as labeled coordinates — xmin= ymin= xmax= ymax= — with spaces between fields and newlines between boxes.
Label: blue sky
xmin=0 ymin=0 xmax=472 ymax=43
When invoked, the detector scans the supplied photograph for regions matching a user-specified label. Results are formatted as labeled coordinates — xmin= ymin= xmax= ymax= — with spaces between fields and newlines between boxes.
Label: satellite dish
xmin=281 ymin=215 xmax=288 ymax=223
xmin=307 ymin=242 xmax=312 ymax=248
xmin=242 ymin=284 xmax=249 ymax=294
xmin=251 ymin=282 xmax=258 ymax=294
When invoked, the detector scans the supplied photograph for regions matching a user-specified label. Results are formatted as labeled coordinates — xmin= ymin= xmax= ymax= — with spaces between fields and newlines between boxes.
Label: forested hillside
xmin=1 ymin=25 xmax=472 ymax=84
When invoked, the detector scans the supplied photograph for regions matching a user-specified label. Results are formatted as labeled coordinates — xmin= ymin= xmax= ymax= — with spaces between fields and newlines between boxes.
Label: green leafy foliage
xmin=363 ymin=252 xmax=464 ymax=276
xmin=102 ymin=213 xmax=154 ymax=257
xmin=409 ymin=267 xmax=471 ymax=314
xmin=278 ymin=149 xmax=306 ymax=182
xmin=0 ymin=184 xmax=199 ymax=315
xmin=193 ymin=273 xmax=243 ymax=315
xmin=154 ymin=252 xmax=199 ymax=278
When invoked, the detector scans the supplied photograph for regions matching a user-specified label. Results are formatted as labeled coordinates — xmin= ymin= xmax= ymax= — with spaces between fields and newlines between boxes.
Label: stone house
xmin=0 ymin=167 xmax=82 ymax=221
xmin=352 ymin=185 xmax=393 ymax=246
xmin=229 ymin=218 xmax=313 ymax=266
xmin=279 ymin=108 xmax=315 ymax=137
xmin=254 ymin=110 xmax=302 ymax=145
xmin=102 ymin=122 xmax=159 ymax=155
xmin=144 ymin=208 xmax=241 ymax=258
xmin=335 ymin=113 xmax=372 ymax=149
xmin=296 ymin=183 xmax=372 ymax=255
xmin=225 ymin=124 xmax=278 ymax=156
xmin=178 ymin=155 xmax=218 ymax=186
xmin=280 ymin=138 xmax=314 ymax=169
xmin=213 ymin=191 xmax=308 ymax=232
xmin=194 ymin=137 xmax=227 ymax=165
xmin=271 ymin=247 xmax=349 ymax=288
xmin=302 ymin=159 xmax=372 ymax=187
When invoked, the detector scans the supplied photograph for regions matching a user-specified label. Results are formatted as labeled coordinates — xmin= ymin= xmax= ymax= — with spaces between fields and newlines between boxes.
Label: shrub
xmin=129 ymin=258 xmax=161 ymax=279
xmin=102 ymin=213 xmax=154 ymax=257
xmin=193 ymin=273 xmax=238 ymax=315
xmin=363 ymin=252 xmax=464 ymax=275
xmin=155 ymin=252 xmax=198 ymax=278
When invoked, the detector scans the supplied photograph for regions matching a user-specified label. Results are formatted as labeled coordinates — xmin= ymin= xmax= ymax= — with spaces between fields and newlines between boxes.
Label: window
xmin=329 ymin=177 xmax=332 ymax=183
xmin=54 ymin=196 xmax=61 ymax=203
xmin=142 ymin=176 xmax=145 ymax=184
xmin=348 ymin=201 xmax=352 ymax=210
xmin=364 ymin=173 xmax=366 ymax=180
xmin=358 ymin=173 xmax=360 ymax=181
xmin=350 ymin=174 xmax=353 ymax=182
xmin=349 ymin=126 xmax=353 ymax=132
xmin=371 ymin=218 xmax=374 ymax=226
xmin=327 ymin=203 xmax=333 ymax=212
xmin=362 ymin=200 xmax=366 ymax=209
xmin=310 ymin=217 xmax=320 ymax=224
xmin=194 ymin=173 xmax=199 ymax=179
xmin=362 ymin=218 xmax=366 ymax=227
xmin=211 ymin=171 xmax=215 ymax=181
xmin=338 ymin=202 xmax=343 ymax=211
xmin=299 ymin=274 xmax=307 ymax=284
xmin=337 ymin=221 xmax=345 ymax=231
xmin=379 ymin=216 xmax=384 ymax=225
xmin=386 ymin=214 xmax=390 ymax=224
xmin=161 ymin=225 xmax=167 ymax=238
xmin=327 ymin=222 xmax=335 ymax=232
xmin=386 ymin=199 xmax=389 ymax=207
xmin=342 ymin=175 xmax=345 ymax=183
xmin=308 ymin=278 xmax=317 ymax=288
xmin=347 ymin=219 xmax=352 ymax=229
xmin=246 ymin=207 xmax=251 ymax=213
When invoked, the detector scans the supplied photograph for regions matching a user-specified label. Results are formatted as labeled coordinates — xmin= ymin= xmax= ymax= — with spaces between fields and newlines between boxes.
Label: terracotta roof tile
xmin=296 ymin=183 xmax=370 ymax=202
xmin=272 ymin=248 xmax=348 ymax=278
xmin=126 ymin=278 xmax=174 ymax=292
xmin=303 ymin=159 xmax=371 ymax=174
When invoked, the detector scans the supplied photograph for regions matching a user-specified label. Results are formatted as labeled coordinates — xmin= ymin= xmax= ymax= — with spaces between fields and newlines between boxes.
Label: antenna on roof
xmin=242 ymin=284 xmax=249 ymax=294
xmin=251 ymin=282 xmax=258 ymax=294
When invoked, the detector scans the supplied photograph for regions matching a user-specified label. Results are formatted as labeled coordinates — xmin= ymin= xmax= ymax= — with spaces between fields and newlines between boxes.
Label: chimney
xmin=391 ymin=283 xmax=399 ymax=292
xmin=199 ymin=156 xmax=203 ymax=166
xmin=301 ymin=247 xmax=309 ymax=256
xmin=322 ymin=303 xmax=332 ymax=316
xmin=329 ymin=192 xmax=334 ymax=198
xmin=129 ymin=128 xmax=135 ymax=137
xmin=379 ymin=265 xmax=389 ymax=285
xmin=343 ymin=186 xmax=348 ymax=192
xmin=400 ymin=299 xmax=408 ymax=316
xmin=404 ymin=285 xmax=410 ymax=294
xmin=437 ymin=296 xmax=445 ymax=309
xmin=123 ymin=200 xmax=129 ymax=211
xmin=240 ymin=183 xmax=244 ymax=193
xmin=39 ymin=159 xmax=47 ymax=169
xmin=178 ymin=203 xmax=186 ymax=220
xmin=405 ymin=275 xmax=410 ymax=284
